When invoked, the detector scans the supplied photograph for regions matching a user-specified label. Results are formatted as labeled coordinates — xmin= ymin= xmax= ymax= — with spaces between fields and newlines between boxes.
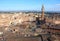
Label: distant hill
xmin=0 ymin=11 xmax=60 ymax=14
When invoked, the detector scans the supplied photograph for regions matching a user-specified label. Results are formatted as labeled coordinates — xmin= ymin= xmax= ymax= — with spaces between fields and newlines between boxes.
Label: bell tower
xmin=41 ymin=5 xmax=44 ymax=20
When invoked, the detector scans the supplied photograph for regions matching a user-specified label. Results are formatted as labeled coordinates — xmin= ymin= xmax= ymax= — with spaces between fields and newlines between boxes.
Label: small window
xmin=13 ymin=29 xmax=15 ymax=31
xmin=14 ymin=17 xmax=17 ymax=19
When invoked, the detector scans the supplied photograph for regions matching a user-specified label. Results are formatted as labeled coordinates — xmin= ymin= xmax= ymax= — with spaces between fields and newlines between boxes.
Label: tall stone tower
xmin=41 ymin=5 xmax=44 ymax=20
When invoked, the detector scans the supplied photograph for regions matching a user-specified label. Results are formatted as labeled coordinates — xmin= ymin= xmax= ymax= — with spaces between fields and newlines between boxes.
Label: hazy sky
xmin=0 ymin=0 xmax=60 ymax=11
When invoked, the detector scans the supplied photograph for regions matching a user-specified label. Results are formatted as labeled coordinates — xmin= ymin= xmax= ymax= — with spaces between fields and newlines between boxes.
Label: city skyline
xmin=0 ymin=0 xmax=60 ymax=12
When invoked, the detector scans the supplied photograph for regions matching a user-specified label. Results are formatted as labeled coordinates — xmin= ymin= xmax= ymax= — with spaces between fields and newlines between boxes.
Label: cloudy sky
xmin=0 ymin=0 xmax=60 ymax=12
